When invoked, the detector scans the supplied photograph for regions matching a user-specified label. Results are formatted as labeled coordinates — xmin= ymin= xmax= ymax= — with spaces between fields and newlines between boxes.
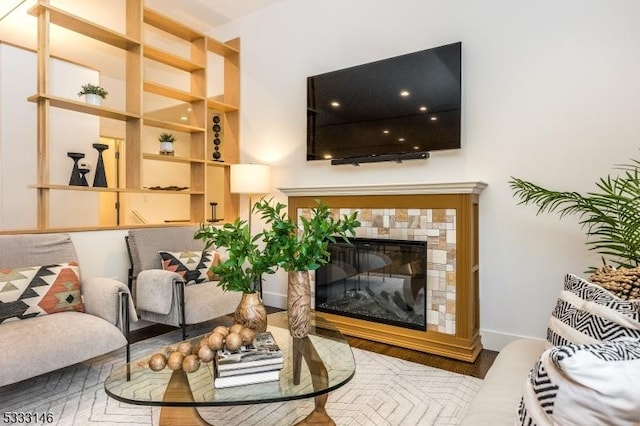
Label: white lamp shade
xmin=230 ymin=164 xmax=271 ymax=194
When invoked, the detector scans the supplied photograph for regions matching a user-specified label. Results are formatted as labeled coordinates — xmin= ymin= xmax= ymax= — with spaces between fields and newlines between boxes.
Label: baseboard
xmin=479 ymin=329 xmax=544 ymax=352
xmin=262 ymin=290 xmax=287 ymax=310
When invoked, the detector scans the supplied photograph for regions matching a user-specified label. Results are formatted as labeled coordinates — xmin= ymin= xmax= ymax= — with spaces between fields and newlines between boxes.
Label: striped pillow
xmin=518 ymin=340 xmax=640 ymax=426
xmin=546 ymin=274 xmax=640 ymax=346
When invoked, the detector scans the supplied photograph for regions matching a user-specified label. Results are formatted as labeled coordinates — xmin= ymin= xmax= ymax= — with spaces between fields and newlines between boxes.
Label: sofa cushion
xmin=0 ymin=262 xmax=85 ymax=323
xmin=547 ymin=274 xmax=640 ymax=346
xmin=0 ymin=311 xmax=126 ymax=387
xmin=518 ymin=339 xmax=640 ymax=426
xmin=159 ymin=249 xmax=219 ymax=285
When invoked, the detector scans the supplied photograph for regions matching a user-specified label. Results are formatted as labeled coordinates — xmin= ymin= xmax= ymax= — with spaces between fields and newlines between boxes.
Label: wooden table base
xmin=159 ymin=337 xmax=336 ymax=426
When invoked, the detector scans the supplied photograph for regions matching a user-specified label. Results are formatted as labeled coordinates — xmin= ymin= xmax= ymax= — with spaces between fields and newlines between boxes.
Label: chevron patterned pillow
xmin=0 ymin=262 xmax=85 ymax=323
xmin=159 ymin=250 xmax=220 ymax=285
xmin=518 ymin=340 xmax=640 ymax=426
xmin=546 ymin=274 xmax=640 ymax=346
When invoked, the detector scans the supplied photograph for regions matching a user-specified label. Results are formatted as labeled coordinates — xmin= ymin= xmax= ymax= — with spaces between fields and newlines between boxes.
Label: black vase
xmin=92 ymin=143 xmax=109 ymax=187
xmin=67 ymin=152 xmax=85 ymax=186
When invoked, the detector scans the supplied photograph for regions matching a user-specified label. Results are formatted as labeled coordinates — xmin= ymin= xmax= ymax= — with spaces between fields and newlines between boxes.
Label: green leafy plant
xmin=158 ymin=132 xmax=175 ymax=143
xmin=509 ymin=159 xmax=640 ymax=270
xmin=77 ymin=83 xmax=108 ymax=99
xmin=194 ymin=218 xmax=278 ymax=293
xmin=255 ymin=198 xmax=361 ymax=271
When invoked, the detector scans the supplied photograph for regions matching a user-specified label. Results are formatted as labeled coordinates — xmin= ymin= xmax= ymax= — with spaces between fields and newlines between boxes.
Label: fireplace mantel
xmin=279 ymin=181 xmax=487 ymax=197
xmin=284 ymin=183 xmax=486 ymax=362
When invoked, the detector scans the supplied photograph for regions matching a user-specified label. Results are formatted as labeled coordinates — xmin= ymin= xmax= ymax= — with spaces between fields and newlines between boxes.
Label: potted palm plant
xmin=77 ymin=83 xmax=108 ymax=106
xmin=255 ymin=199 xmax=360 ymax=337
xmin=194 ymin=217 xmax=279 ymax=331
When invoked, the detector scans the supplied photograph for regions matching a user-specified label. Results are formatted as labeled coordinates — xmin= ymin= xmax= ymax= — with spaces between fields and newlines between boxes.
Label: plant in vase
xmin=194 ymin=217 xmax=279 ymax=332
xmin=255 ymin=199 xmax=360 ymax=338
xmin=77 ymin=83 xmax=108 ymax=106
xmin=158 ymin=132 xmax=175 ymax=156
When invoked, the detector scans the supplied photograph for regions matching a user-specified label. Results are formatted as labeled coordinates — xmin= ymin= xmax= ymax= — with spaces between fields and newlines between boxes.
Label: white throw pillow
xmin=518 ymin=339 xmax=640 ymax=426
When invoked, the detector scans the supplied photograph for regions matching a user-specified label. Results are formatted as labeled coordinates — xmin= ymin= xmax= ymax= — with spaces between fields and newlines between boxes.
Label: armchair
xmin=126 ymin=226 xmax=241 ymax=339
xmin=0 ymin=233 xmax=135 ymax=387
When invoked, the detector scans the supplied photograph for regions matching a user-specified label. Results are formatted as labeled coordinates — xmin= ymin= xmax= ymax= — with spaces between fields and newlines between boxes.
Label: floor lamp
xmin=230 ymin=163 xmax=271 ymax=295
xmin=229 ymin=163 xmax=271 ymax=233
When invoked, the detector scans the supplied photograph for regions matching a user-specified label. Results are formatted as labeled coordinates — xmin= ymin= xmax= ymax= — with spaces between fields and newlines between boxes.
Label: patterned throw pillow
xmin=546 ymin=274 xmax=640 ymax=346
xmin=159 ymin=250 xmax=219 ymax=285
xmin=0 ymin=262 xmax=85 ymax=323
xmin=518 ymin=340 xmax=640 ymax=426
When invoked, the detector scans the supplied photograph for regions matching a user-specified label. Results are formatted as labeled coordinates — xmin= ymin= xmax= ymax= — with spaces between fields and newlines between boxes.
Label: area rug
xmin=0 ymin=329 xmax=482 ymax=426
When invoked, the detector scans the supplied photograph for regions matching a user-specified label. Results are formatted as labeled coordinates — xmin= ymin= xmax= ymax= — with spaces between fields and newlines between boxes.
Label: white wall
xmin=209 ymin=0 xmax=640 ymax=349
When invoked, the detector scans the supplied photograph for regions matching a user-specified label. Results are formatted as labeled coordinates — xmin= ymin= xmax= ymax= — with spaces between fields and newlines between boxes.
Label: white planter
xmin=159 ymin=141 xmax=174 ymax=155
xmin=83 ymin=93 xmax=102 ymax=106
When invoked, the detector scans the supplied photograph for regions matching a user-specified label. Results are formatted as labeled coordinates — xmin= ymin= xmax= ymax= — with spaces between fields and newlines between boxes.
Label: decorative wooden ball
xmin=207 ymin=332 xmax=225 ymax=351
xmin=198 ymin=344 xmax=215 ymax=363
xmin=182 ymin=354 xmax=201 ymax=373
xmin=239 ymin=327 xmax=255 ymax=344
xmin=167 ymin=351 xmax=184 ymax=370
xmin=213 ymin=325 xmax=229 ymax=337
xmin=229 ymin=324 xmax=244 ymax=335
xmin=177 ymin=342 xmax=193 ymax=356
xmin=149 ymin=353 xmax=167 ymax=371
xmin=225 ymin=332 xmax=243 ymax=351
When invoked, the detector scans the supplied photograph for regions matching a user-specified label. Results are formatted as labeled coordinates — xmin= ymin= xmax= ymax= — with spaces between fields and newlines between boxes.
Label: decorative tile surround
xmin=297 ymin=206 xmax=457 ymax=335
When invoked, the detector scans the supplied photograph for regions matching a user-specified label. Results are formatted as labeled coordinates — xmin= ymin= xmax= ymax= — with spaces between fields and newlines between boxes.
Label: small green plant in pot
xmin=158 ymin=132 xmax=175 ymax=156
xmin=78 ymin=83 xmax=108 ymax=105
xmin=194 ymin=217 xmax=279 ymax=331
xmin=255 ymin=198 xmax=360 ymax=337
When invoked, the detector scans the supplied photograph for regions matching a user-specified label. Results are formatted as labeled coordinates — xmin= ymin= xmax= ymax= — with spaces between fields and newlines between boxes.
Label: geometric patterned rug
xmin=0 ymin=328 xmax=482 ymax=425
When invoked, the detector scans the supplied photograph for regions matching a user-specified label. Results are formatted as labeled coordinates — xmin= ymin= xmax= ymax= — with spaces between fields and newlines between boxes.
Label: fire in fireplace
xmin=315 ymin=237 xmax=427 ymax=330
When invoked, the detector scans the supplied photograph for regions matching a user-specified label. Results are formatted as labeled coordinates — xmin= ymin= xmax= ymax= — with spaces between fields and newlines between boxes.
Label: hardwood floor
xmin=129 ymin=308 xmax=498 ymax=380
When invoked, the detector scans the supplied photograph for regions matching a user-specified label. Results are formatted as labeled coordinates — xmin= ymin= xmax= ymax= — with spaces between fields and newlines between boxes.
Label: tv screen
xmin=307 ymin=42 xmax=461 ymax=164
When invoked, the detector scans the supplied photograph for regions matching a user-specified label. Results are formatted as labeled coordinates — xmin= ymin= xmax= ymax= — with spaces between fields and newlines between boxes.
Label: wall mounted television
xmin=307 ymin=42 xmax=461 ymax=165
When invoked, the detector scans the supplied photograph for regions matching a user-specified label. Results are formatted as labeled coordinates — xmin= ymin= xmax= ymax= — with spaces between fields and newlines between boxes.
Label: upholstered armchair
xmin=126 ymin=226 xmax=241 ymax=339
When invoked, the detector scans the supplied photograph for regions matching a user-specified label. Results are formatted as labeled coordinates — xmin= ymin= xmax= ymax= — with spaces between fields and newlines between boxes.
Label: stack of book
xmin=213 ymin=331 xmax=284 ymax=388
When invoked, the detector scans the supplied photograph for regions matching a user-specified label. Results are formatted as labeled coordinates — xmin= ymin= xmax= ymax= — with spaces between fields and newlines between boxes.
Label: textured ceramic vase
xmin=288 ymin=270 xmax=311 ymax=338
xmin=234 ymin=292 xmax=267 ymax=332
xmin=83 ymin=93 xmax=102 ymax=106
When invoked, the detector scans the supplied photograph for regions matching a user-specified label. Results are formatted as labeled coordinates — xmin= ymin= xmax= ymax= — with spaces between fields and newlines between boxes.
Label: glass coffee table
xmin=104 ymin=311 xmax=355 ymax=425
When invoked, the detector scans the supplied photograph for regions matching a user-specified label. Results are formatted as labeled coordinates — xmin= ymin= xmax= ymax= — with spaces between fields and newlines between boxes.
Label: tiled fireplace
xmin=281 ymin=182 xmax=486 ymax=362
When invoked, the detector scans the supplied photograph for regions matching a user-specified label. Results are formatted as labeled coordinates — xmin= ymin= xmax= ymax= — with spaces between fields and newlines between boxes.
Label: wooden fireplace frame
xmin=287 ymin=189 xmax=482 ymax=362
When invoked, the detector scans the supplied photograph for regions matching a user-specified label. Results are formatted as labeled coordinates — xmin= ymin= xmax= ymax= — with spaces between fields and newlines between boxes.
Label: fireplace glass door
xmin=315 ymin=238 xmax=427 ymax=330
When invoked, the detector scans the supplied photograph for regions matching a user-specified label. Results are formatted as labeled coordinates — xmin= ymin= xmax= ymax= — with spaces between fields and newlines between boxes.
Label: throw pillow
xmin=159 ymin=250 xmax=219 ymax=285
xmin=0 ymin=262 xmax=85 ymax=323
xmin=546 ymin=274 xmax=640 ymax=346
xmin=518 ymin=339 xmax=640 ymax=426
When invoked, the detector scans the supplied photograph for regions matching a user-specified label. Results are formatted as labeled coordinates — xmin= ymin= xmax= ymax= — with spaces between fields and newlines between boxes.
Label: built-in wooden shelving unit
xmin=27 ymin=0 xmax=240 ymax=230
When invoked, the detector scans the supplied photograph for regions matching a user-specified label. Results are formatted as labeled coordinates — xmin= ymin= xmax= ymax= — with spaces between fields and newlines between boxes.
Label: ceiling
xmin=0 ymin=0 xmax=284 ymax=78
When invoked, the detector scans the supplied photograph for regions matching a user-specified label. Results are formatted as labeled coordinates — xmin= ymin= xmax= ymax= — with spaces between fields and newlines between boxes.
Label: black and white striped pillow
xmin=546 ymin=274 xmax=640 ymax=346
xmin=518 ymin=340 xmax=640 ymax=425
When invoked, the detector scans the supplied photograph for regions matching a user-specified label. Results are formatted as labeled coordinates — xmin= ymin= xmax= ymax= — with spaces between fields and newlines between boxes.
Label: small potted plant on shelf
xmin=158 ymin=132 xmax=175 ymax=156
xmin=77 ymin=83 xmax=108 ymax=106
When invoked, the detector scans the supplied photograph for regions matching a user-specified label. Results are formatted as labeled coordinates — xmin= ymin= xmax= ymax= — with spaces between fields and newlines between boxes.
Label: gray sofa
xmin=461 ymin=338 xmax=546 ymax=425
xmin=0 ymin=233 xmax=135 ymax=387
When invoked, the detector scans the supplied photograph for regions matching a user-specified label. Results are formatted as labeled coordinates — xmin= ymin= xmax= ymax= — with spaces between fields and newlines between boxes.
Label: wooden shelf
xmin=207 ymin=99 xmax=239 ymax=113
xmin=143 ymin=8 xmax=203 ymax=41
xmin=144 ymin=81 xmax=204 ymax=103
xmin=207 ymin=37 xmax=240 ymax=57
xmin=28 ymin=94 xmax=139 ymax=121
xmin=143 ymin=117 xmax=205 ymax=133
xmin=206 ymin=160 xmax=232 ymax=168
xmin=143 ymin=153 xmax=206 ymax=164
xmin=144 ymin=45 xmax=204 ymax=72
xmin=29 ymin=184 xmax=203 ymax=195
xmin=28 ymin=2 xmax=140 ymax=50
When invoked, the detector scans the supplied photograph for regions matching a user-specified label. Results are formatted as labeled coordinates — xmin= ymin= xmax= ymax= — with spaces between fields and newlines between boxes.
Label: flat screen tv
xmin=307 ymin=42 xmax=461 ymax=165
